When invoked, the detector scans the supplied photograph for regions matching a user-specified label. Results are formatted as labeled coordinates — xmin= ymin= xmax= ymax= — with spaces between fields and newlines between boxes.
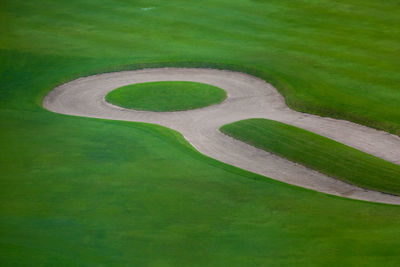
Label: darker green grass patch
xmin=105 ymin=81 xmax=226 ymax=111
xmin=221 ymin=118 xmax=400 ymax=195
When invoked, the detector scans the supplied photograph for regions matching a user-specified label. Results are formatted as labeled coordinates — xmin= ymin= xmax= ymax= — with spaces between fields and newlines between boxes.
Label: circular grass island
xmin=105 ymin=81 xmax=227 ymax=111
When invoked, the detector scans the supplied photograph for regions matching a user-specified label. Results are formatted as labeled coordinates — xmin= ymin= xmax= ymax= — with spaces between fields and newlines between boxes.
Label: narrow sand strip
xmin=43 ymin=68 xmax=400 ymax=205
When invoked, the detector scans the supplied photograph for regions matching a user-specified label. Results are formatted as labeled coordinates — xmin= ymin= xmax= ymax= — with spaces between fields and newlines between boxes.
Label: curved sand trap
xmin=43 ymin=68 xmax=400 ymax=205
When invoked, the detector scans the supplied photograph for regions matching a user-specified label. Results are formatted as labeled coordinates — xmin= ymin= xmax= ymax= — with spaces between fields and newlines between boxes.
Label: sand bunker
xmin=43 ymin=68 xmax=400 ymax=204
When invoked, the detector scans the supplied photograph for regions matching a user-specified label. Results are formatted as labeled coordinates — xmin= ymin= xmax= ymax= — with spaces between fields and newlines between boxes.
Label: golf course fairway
xmin=1 ymin=0 xmax=400 ymax=265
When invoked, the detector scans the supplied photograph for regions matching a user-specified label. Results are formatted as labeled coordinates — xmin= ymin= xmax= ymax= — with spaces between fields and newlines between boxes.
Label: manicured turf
xmin=105 ymin=81 xmax=226 ymax=111
xmin=221 ymin=119 xmax=400 ymax=195
xmin=1 ymin=0 xmax=400 ymax=265
xmin=2 ymin=0 xmax=400 ymax=135
xmin=3 ymin=109 xmax=400 ymax=266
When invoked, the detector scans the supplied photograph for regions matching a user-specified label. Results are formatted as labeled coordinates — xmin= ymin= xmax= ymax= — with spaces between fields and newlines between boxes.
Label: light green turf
xmin=105 ymin=81 xmax=226 ymax=111
xmin=221 ymin=119 xmax=400 ymax=196
xmin=2 ymin=0 xmax=400 ymax=265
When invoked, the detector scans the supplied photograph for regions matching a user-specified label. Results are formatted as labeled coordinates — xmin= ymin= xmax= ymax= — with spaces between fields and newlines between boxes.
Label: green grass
xmin=3 ymin=109 xmax=400 ymax=266
xmin=1 ymin=0 xmax=400 ymax=135
xmin=1 ymin=0 xmax=400 ymax=265
xmin=105 ymin=81 xmax=226 ymax=111
xmin=221 ymin=119 xmax=400 ymax=196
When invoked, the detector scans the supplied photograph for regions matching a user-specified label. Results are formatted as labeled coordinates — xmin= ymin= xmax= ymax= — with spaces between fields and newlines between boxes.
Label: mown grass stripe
xmin=221 ymin=118 xmax=400 ymax=195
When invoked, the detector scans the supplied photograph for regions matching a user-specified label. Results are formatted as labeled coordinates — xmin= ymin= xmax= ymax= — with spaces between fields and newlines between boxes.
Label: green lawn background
xmin=1 ymin=0 xmax=400 ymax=265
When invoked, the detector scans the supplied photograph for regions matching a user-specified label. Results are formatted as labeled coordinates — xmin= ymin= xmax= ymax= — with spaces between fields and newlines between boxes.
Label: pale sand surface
xmin=43 ymin=68 xmax=400 ymax=204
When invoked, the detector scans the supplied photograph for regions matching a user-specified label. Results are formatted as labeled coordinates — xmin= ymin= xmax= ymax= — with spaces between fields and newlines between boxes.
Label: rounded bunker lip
xmin=43 ymin=67 xmax=400 ymax=205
